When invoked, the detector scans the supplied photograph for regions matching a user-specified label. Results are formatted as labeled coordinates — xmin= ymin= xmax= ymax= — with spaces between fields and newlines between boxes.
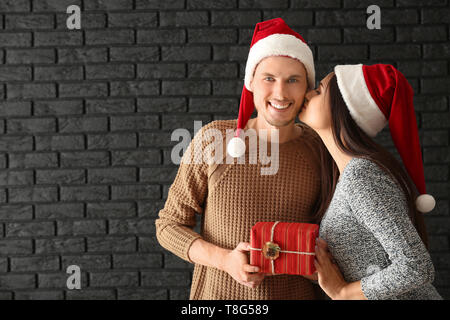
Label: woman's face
xmin=298 ymin=72 xmax=335 ymax=132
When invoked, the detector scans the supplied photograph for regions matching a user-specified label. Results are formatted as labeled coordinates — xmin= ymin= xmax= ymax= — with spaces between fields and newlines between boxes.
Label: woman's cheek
xmin=310 ymin=104 xmax=326 ymax=130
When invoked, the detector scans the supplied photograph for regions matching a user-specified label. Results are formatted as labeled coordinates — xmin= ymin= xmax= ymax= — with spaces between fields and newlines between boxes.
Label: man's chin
xmin=264 ymin=117 xmax=296 ymax=128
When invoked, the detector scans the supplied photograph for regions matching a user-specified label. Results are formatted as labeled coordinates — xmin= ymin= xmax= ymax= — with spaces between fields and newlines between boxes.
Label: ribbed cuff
xmin=161 ymin=224 xmax=203 ymax=263
xmin=184 ymin=234 xmax=203 ymax=264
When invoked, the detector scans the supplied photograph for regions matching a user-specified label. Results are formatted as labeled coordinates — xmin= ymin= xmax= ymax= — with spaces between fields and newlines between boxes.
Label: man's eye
xmin=265 ymin=77 xmax=274 ymax=81
xmin=288 ymin=79 xmax=297 ymax=83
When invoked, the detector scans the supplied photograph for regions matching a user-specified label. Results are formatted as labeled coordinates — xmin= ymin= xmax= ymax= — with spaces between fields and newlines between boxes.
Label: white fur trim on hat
xmin=245 ymin=33 xmax=315 ymax=91
xmin=334 ymin=64 xmax=387 ymax=137
xmin=416 ymin=194 xmax=436 ymax=213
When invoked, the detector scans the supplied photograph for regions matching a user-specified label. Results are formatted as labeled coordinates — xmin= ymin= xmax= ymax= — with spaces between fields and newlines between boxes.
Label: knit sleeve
xmin=343 ymin=159 xmax=435 ymax=300
xmin=155 ymin=122 xmax=215 ymax=263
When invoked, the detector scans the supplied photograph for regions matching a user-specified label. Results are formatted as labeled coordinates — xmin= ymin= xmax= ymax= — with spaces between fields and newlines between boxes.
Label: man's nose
xmin=272 ymin=81 xmax=289 ymax=100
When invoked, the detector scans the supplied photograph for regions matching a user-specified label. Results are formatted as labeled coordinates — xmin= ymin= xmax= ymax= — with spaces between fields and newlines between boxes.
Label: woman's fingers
xmin=316 ymin=238 xmax=329 ymax=251
xmin=316 ymin=243 xmax=336 ymax=267
xmin=315 ymin=244 xmax=326 ymax=263
xmin=314 ymin=259 xmax=322 ymax=273
xmin=322 ymin=247 xmax=337 ymax=265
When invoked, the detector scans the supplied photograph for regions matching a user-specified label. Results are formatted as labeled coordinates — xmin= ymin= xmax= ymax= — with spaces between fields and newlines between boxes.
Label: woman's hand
xmin=221 ymin=242 xmax=265 ymax=288
xmin=314 ymin=238 xmax=348 ymax=299
xmin=302 ymin=273 xmax=318 ymax=281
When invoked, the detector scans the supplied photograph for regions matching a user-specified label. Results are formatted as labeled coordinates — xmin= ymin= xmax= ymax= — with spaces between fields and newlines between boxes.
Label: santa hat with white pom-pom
xmin=227 ymin=18 xmax=315 ymax=158
xmin=334 ymin=63 xmax=436 ymax=213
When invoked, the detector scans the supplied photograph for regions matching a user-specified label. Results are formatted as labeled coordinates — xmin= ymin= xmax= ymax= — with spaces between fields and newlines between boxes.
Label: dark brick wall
xmin=0 ymin=0 xmax=448 ymax=300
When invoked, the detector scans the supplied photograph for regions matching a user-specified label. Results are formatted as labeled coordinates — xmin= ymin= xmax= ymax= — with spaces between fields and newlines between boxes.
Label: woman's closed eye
xmin=316 ymin=81 xmax=324 ymax=94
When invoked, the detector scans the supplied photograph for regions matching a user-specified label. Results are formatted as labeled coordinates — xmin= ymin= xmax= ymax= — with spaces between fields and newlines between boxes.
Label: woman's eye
xmin=315 ymin=89 xmax=320 ymax=94
xmin=288 ymin=79 xmax=297 ymax=83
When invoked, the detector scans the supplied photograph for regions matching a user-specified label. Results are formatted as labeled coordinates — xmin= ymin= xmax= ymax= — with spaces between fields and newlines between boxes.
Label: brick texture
xmin=0 ymin=0 xmax=448 ymax=300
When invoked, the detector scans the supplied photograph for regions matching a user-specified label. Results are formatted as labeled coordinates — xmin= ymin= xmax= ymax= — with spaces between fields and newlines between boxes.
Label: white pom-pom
xmin=416 ymin=194 xmax=436 ymax=213
xmin=227 ymin=137 xmax=246 ymax=158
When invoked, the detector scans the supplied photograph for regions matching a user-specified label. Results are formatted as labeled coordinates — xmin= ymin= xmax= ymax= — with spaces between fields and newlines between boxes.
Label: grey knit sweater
xmin=319 ymin=157 xmax=442 ymax=300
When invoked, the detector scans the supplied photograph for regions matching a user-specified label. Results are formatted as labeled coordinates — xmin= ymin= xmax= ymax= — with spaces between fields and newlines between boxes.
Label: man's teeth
xmin=270 ymin=102 xmax=290 ymax=109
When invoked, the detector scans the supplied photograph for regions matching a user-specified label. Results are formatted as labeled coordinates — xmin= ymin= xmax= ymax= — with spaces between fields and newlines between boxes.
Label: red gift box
xmin=250 ymin=221 xmax=319 ymax=275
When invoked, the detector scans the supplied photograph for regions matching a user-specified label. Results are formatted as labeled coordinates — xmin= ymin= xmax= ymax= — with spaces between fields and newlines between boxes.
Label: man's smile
xmin=268 ymin=101 xmax=292 ymax=112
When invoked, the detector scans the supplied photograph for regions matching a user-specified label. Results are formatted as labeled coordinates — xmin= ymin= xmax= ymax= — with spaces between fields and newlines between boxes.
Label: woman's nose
xmin=305 ymin=89 xmax=318 ymax=101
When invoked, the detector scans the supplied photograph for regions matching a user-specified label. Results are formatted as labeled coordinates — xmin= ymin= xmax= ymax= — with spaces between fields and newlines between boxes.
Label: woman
xmin=298 ymin=64 xmax=442 ymax=300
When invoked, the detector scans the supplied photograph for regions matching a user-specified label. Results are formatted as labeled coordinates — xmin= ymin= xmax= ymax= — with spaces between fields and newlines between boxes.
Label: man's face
xmin=250 ymin=56 xmax=308 ymax=128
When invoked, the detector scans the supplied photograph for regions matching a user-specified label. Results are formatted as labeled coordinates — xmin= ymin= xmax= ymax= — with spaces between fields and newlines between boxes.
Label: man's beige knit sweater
xmin=155 ymin=119 xmax=324 ymax=300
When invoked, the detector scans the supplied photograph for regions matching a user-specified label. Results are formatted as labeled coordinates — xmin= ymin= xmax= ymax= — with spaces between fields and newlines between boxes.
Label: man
xmin=155 ymin=18 xmax=325 ymax=299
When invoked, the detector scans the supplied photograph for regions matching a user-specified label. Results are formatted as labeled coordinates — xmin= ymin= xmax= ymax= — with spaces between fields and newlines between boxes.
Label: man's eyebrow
xmin=261 ymin=72 xmax=303 ymax=78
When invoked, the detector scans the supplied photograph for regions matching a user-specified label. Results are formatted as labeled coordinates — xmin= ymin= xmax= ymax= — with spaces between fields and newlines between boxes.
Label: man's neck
xmin=246 ymin=117 xmax=301 ymax=144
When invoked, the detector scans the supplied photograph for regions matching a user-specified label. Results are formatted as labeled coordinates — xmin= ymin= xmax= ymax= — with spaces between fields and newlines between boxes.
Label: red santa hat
xmin=227 ymin=18 xmax=315 ymax=158
xmin=334 ymin=63 xmax=436 ymax=213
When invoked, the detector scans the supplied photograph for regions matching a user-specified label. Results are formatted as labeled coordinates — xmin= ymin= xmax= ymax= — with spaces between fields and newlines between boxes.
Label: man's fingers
xmin=249 ymin=272 xmax=265 ymax=282
xmin=242 ymin=271 xmax=264 ymax=283
xmin=236 ymin=242 xmax=251 ymax=253
xmin=241 ymin=281 xmax=257 ymax=288
xmin=239 ymin=277 xmax=262 ymax=288
xmin=238 ymin=280 xmax=251 ymax=287
xmin=241 ymin=275 xmax=265 ymax=288
xmin=243 ymin=264 xmax=260 ymax=273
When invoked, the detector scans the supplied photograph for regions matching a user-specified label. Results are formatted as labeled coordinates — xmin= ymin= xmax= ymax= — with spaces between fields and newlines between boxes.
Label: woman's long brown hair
xmin=311 ymin=73 xmax=429 ymax=249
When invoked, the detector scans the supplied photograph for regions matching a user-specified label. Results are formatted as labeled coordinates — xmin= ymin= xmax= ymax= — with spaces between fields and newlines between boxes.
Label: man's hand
xmin=221 ymin=242 xmax=265 ymax=288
